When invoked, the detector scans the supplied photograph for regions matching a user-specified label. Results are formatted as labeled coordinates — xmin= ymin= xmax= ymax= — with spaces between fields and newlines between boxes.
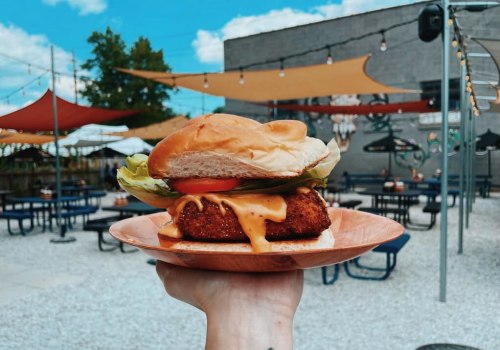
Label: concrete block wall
xmin=223 ymin=3 xmax=500 ymax=184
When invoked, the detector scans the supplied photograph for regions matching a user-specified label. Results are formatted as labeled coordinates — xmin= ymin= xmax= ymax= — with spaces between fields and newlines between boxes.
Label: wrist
xmin=205 ymin=296 xmax=295 ymax=350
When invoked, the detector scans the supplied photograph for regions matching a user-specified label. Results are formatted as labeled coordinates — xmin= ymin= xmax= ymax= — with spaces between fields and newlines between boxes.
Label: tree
xmin=80 ymin=27 xmax=175 ymax=128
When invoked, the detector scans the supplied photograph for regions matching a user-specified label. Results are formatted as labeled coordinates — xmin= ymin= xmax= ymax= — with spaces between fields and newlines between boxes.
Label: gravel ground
xmin=0 ymin=192 xmax=499 ymax=350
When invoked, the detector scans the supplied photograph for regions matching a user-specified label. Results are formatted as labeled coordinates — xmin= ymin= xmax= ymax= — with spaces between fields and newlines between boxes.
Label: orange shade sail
xmin=0 ymin=132 xmax=65 ymax=145
xmin=118 ymin=56 xmax=415 ymax=102
xmin=108 ymin=116 xmax=189 ymax=139
xmin=0 ymin=90 xmax=139 ymax=132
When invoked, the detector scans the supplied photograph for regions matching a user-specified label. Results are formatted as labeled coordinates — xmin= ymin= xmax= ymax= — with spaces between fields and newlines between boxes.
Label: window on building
xmin=420 ymin=78 xmax=460 ymax=110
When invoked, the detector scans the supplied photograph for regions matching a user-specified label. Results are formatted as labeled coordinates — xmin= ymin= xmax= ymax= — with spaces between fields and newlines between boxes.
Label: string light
xmin=326 ymin=46 xmax=333 ymax=64
xmin=465 ymin=75 xmax=470 ymax=81
xmin=474 ymin=108 xmax=480 ymax=117
xmin=460 ymin=57 xmax=466 ymax=65
xmin=117 ymin=85 xmax=123 ymax=93
xmin=279 ymin=59 xmax=285 ymax=78
xmin=451 ymin=36 xmax=458 ymax=47
xmin=448 ymin=17 xmax=454 ymax=26
xmin=379 ymin=31 xmax=387 ymax=52
xmin=142 ymin=86 xmax=149 ymax=94
xmin=457 ymin=49 xmax=462 ymax=59
xmin=203 ymin=73 xmax=209 ymax=89
xmin=239 ymin=67 xmax=245 ymax=85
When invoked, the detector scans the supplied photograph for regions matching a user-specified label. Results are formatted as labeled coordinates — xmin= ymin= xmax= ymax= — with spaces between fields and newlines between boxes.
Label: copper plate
xmin=109 ymin=207 xmax=404 ymax=272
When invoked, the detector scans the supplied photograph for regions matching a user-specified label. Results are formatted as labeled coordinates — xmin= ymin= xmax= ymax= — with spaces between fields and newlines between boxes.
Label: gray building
xmin=223 ymin=2 xmax=500 ymax=184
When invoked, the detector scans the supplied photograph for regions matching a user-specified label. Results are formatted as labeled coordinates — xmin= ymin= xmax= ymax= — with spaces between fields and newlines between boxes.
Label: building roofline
xmin=224 ymin=1 xmax=431 ymax=44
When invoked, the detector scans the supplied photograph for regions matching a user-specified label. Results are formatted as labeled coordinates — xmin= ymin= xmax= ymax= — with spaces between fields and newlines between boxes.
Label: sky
xmin=0 ymin=0 xmax=420 ymax=120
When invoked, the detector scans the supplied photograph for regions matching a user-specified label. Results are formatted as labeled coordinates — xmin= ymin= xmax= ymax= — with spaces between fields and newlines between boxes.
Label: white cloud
xmin=192 ymin=0 xmax=416 ymax=64
xmin=42 ymin=0 xmax=107 ymax=15
xmin=0 ymin=22 xmax=88 ymax=116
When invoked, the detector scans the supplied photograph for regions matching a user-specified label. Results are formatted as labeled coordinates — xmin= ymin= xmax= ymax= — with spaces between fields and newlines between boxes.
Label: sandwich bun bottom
xmin=157 ymin=227 xmax=335 ymax=253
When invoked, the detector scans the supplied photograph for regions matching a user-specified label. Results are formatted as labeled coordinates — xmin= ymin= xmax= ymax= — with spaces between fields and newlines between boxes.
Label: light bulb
xmin=239 ymin=76 xmax=245 ymax=85
xmin=457 ymin=50 xmax=462 ymax=59
xmin=448 ymin=18 xmax=453 ymax=26
xmin=117 ymin=86 xmax=122 ymax=93
xmin=460 ymin=58 xmax=466 ymax=65
xmin=279 ymin=59 xmax=285 ymax=77
xmin=379 ymin=33 xmax=387 ymax=52
xmin=203 ymin=73 xmax=209 ymax=88
xmin=326 ymin=54 xmax=333 ymax=64
xmin=451 ymin=36 xmax=458 ymax=47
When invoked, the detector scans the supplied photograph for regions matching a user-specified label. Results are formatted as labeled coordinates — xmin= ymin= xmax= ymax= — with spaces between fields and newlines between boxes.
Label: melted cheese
xmin=158 ymin=193 xmax=287 ymax=253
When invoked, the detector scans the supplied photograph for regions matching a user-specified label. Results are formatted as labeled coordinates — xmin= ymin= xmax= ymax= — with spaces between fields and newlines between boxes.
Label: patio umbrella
xmin=85 ymin=147 xmax=127 ymax=159
xmin=363 ymin=132 xmax=421 ymax=176
xmin=476 ymin=129 xmax=500 ymax=177
xmin=7 ymin=147 xmax=54 ymax=163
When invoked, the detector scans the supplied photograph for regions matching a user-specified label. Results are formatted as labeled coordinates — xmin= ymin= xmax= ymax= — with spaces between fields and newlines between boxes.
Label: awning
xmin=266 ymin=99 xmax=435 ymax=115
xmin=0 ymin=90 xmax=139 ymax=132
xmin=108 ymin=116 xmax=188 ymax=139
xmin=0 ymin=132 xmax=64 ymax=145
xmin=118 ymin=56 xmax=415 ymax=102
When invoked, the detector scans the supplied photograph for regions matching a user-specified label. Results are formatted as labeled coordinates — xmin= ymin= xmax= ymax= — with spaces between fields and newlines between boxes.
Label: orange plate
xmin=109 ymin=207 xmax=404 ymax=272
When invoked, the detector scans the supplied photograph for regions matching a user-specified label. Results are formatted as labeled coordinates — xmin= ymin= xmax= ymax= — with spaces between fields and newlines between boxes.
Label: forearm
xmin=205 ymin=302 xmax=295 ymax=350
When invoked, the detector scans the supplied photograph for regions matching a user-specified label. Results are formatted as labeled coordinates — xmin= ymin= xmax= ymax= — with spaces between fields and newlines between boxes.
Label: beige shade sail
xmin=0 ymin=132 xmax=65 ymax=145
xmin=118 ymin=56 xmax=415 ymax=102
xmin=108 ymin=116 xmax=189 ymax=139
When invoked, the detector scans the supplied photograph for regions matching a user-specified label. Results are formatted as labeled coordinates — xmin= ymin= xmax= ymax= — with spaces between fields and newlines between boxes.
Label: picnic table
xmin=358 ymin=189 xmax=421 ymax=225
xmin=0 ymin=190 xmax=13 ymax=211
xmin=8 ymin=196 xmax=83 ymax=231
xmin=102 ymin=202 xmax=163 ymax=218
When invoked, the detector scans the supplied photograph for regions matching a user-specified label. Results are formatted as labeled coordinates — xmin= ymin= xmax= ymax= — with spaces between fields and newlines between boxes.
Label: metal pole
xmin=471 ymin=113 xmax=477 ymax=203
xmin=466 ymin=108 xmax=472 ymax=227
xmin=72 ymin=50 xmax=78 ymax=104
xmin=458 ymin=63 xmax=466 ymax=254
xmin=439 ymin=0 xmax=450 ymax=303
xmin=50 ymin=46 xmax=76 ymax=244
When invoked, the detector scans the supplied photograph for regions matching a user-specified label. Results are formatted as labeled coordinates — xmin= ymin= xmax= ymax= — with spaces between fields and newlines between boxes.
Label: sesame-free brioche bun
xmin=148 ymin=113 xmax=329 ymax=179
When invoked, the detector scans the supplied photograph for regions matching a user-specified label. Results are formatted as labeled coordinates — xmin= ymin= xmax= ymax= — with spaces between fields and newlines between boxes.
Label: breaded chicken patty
xmin=176 ymin=191 xmax=331 ymax=242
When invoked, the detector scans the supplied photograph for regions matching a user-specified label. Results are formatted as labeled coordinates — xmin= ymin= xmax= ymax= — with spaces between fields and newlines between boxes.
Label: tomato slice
xmin=169 ymin=178 xmax=241 ymax=194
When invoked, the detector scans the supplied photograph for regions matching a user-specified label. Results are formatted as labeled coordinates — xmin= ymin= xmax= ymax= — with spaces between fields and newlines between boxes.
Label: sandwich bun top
xmin=148 ymin=113 xmax=329 ymax=179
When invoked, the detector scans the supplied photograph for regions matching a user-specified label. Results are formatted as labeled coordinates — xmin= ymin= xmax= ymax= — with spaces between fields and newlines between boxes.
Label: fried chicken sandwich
xmin=117 ymin=113 xmax=340 ymax=253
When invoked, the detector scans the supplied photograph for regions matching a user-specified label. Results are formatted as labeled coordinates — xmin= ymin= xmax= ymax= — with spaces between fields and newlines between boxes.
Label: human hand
xmin=156 ymin=261 xmax=304 ymax=350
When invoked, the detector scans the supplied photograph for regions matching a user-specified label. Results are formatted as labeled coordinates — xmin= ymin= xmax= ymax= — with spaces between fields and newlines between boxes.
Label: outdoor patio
xmin=0 ymin=192 xmax=498 ymax=350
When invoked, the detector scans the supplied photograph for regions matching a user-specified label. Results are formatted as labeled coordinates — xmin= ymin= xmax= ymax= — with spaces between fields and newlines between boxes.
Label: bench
xmin=49 ymin=205 xmax=98 ymax=230
xmin=343 ymin=233 xmax=411 ymax=280
xmin=0 ymin=210 xmax=34 ymax=235
xmin=407 ymin=202 xmax=441 ymax=230
xmin=83 ymin=215 xmax=136 ymax=253
xmin=358 ymin=207 xmax=408 ymax=225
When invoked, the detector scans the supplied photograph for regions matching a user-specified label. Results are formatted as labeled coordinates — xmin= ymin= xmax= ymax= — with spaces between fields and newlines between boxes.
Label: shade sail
xmin=108 ymin=116 xmax=188 ymax=139
xmin=118 ymin=56 xmax=415 ymax=102
xmin=0 ymin=132 xmax=64 ymax=145
xmin=0 ymin=90 xmax=139 ymax=132
xmin=267 ymin=99 xmax=435 ymax=115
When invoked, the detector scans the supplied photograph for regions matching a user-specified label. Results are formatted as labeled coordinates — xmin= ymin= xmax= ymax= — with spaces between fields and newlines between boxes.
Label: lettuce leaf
xmin=117 ymin=138 xmax=340 ymax=206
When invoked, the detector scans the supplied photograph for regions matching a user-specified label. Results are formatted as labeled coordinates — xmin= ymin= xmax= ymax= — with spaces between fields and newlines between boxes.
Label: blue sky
xmin=0 ymin=0 xmax=417 ymax=120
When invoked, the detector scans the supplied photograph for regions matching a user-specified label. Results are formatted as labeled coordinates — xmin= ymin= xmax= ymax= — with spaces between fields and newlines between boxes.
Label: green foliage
xmin=80 ymin=27 xmax=175 ymax=128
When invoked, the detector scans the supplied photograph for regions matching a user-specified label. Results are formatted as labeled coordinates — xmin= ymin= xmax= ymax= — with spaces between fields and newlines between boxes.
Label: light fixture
xmin=203 ymin=73 xmax=209 ymax=89
xmin=465 ymin=74 xmax=470 ymax=81
xmin=457 ymin=49 xmax=462 ymax=59
xmin=451 ymin=35 xmax=458 ymax=47
xmin=448 ymin=17 xmax=453 ymax=26
xmin=142 ymin=86 xmax=149 ymax=94
xmin=379 ymin=31 xmax=387 ymax=52
xmin=117 ymin=85 xmax=123 ymax=93
xmin=474 ymin=108 xmax=480 ymax=117
xmin=466 ymin=86 xmax=472 ymax=93
xmin=326 ymin=46 xmax=333 ymax=64
xmin=460 ymin=57 xmax=466 ymax=65
xmin=279 ymin=59 xmax=285 ymax=77
xmin=239 ymin=67 xmax=245 ymax=84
